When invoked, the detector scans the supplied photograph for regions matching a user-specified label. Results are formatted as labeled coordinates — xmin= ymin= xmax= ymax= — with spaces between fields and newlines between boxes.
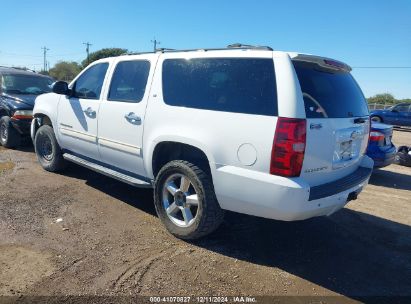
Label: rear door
xmin=97 ymin=55 xmax=157 ymax=176
xmin=292 ymin=59 xmax=370 ymax=186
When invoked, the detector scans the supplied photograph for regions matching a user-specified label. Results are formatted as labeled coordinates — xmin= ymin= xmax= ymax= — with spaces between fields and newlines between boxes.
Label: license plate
xmin=340 ymin=140 xmax=353 ymax=161
xmin=385 ymin=137 xmax=392 ymax=146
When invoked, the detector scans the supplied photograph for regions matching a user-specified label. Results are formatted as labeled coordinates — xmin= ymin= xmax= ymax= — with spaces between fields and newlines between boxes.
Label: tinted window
xmin=1 ymin=74 xmax=53 ymax=95
xmin=73 ymin=63 xmax=108 ymax=99
xmin=162 ymin=58 xmax=277 ymax=116
xmin=108 ymin=60 xmax=150 ymax=103
xmin=393 ymin=104 xmax=410 ymax=112
xmin=293 ymin=61 xmax=369 ymax=118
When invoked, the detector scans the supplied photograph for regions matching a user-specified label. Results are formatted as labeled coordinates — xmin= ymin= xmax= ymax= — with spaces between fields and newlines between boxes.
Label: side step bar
xmin=63 ymin=153 xmax=152 ymax=188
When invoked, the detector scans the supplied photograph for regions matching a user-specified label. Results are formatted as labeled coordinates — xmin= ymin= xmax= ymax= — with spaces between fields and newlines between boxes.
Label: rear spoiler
xmin=292 ymin=54 xmax=352 ymax=72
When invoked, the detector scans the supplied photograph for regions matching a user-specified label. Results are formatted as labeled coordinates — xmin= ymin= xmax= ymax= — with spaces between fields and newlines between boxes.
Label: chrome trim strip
xmin=59 ymin=127 xmax=97 ymax=143
xmin=98 ymin=137 xmax=141 ymax=156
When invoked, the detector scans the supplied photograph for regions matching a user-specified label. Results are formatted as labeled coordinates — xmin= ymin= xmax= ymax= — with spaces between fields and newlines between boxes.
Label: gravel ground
xmin=0 ymin=130 xmax=410 ymax=302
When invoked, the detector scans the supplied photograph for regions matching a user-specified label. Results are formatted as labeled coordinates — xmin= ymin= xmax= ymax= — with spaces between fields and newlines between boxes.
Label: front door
xmin=97 ymin=57 xmax=155 ymax=177
xmin=57 ymin=62 xmax=109 ymax=160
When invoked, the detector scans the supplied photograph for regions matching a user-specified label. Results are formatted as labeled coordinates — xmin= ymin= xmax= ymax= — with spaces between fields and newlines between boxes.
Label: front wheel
xmin=0 ymin=116 xmax=21 ymax=148
xmin=153 ymin=160 xmax=224 ymax=240
xmin=34 ymin=125 xmax=67 ymax=172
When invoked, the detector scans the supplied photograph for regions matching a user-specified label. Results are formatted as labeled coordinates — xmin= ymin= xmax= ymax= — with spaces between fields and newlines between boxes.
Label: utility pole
xmin=83 ymin=42 xmax=92 ymax=65
xmin=41 ymin=46 xmax=49 ymax=72
xmin=151 ymin=37 xmax=160 ymax=51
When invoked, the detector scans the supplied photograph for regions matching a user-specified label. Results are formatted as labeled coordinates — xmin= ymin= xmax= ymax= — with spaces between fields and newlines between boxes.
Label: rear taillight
xmin=270 ymin=117 xmax=306 ymax=177
xmin=369 ymin=131 xmax=384 ymax=142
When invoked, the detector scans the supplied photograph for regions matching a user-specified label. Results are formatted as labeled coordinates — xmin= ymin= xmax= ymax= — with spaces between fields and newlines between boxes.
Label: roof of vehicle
xmin=93 ymin=43 xmax=352 ymax=72
xmin=0 ymin=66 xmax=52 ymax=78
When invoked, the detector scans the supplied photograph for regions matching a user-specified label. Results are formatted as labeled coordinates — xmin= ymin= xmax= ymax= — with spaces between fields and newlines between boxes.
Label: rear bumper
xmin=367 ymin=145 xmax=396 ymax=168
xmin=213 ymin=156 xmax=373 ymax=221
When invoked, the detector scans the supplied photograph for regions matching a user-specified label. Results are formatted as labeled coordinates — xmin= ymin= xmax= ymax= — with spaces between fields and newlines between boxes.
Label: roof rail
xmin=155 ymin=48 xmax=177 ymax=52
xmin=227 ymin=43 xmax=273 ymax=51
xmin=123 ymin=44 xmax=274 ymax=56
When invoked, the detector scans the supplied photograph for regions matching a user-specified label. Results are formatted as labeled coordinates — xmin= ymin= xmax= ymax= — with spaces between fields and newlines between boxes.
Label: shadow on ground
xmin=62 ymin=163 xmax=411 ymax=298
xmin=393 ymin=127 xmax=411 ymax=133
xmin=370 ymin=167 xmax=411 ymax=191
xmin=62 ymin=163 xmax=157 ymax=216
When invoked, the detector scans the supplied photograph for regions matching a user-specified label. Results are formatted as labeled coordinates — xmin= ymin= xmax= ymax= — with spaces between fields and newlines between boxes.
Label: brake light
xmin=369 ymin=131 xmax=384 ymax=142
xmin=270 ymin=118 xmax=306 ymax=177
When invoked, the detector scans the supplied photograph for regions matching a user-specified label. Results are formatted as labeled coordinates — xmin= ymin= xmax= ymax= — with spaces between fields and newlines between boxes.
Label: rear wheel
xmin=371 ymin=116 xmax=382 ymax=123
xmin=0 ymin=116 xmax=21 ymax=148
xmin=34 ymin=125 xmax=67 ymax=172
xmin=154 ymin=160 xmax=224 ymax=240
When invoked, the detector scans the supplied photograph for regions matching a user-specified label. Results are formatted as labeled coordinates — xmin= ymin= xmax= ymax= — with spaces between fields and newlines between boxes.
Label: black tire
xmin=371 ymin=116 xmax=383 ymax=123
xmin=395 ymin=146 xmax=411 ymax=167
xmin=154 ymin=160 xmax=224 ymax=240
xmin=34 ymin=125 xmax=67 ymax=172
xmin=0 ymin=116 xmax=21 ymax=148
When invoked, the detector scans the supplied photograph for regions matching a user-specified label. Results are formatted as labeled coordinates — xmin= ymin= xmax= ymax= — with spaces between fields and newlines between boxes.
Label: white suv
xmin=32 ymin=45 xmax=373 ymax=239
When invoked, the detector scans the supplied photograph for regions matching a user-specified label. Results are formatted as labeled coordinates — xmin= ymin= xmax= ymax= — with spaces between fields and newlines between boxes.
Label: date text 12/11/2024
xmin=149 ymin=296 xmax=257 ymax=303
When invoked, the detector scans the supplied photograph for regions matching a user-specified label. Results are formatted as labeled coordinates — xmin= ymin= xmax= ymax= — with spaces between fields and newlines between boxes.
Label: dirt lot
xmin=0 ymin=130 xmax=410 ymax=302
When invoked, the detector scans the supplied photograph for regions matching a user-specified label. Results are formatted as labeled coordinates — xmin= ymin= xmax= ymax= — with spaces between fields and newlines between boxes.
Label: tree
xmin=38 ymin=70 xmax=50 ymax=76
xmin=81 ymin=48 xmax=128 ymax=67
xmin=49 ymin=61 xmax=82 ymax=81
xmin=367 ymin=93 xmax=396 ymax=105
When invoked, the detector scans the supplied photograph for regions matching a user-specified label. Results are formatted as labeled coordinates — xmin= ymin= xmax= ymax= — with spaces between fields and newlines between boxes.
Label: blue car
xmin=370 ymin=103 xmax=411 ymax=126
xmin=366 ymin=123 xmax=397 ymax=168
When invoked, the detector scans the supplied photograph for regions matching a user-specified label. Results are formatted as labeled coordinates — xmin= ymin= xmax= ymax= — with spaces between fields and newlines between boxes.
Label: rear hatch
xmin=292 ymin=56 xmax=370 ymax=186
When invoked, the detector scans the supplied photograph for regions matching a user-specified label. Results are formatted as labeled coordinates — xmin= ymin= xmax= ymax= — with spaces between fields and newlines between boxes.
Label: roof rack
xmin=155 ymin=48 xmax=177 ymax=52
xmin=124 ymin=44 xmax=274 ymax=56
xmin=227 ymin=43 xmax=273 ymax=51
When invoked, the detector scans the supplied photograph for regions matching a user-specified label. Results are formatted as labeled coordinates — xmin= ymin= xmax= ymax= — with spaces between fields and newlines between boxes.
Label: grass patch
xmin=0 ymin=161 xmax=15 ymax=173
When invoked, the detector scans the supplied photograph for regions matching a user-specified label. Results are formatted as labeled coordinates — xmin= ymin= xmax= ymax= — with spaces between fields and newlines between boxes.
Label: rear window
xmin=293 ymin=61 xmax=369 ymax=118
xmin=162 ymin=58 xmax=277 ymax=116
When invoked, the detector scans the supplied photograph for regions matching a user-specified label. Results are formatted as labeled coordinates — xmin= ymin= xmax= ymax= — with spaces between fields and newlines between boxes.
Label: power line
xmin=0 ymin=51 xmax=84 ymax=58
xmin=352 ymin=66 xmax=411 ymax=69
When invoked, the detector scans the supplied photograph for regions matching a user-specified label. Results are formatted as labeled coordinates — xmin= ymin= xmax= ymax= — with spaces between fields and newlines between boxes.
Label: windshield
xmin=293 ymin=60 xmax=369 ymax=118
xmin=1 ymin=74 xmax=53 ymax=95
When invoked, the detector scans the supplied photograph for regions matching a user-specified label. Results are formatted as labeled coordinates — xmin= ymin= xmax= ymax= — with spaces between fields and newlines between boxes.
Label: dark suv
xmin=0 ymin=67 xmax=53 ymax=147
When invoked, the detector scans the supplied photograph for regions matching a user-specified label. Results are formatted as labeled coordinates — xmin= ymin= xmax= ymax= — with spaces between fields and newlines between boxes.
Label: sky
xmin=0 ymin=0 xmax=410 ymax=99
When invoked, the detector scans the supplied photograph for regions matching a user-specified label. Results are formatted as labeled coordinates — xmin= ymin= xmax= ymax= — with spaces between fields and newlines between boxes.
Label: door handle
xmin=83 ymin=107 xmax=96 ymax=118
xmin=124 ymin=112 xmax=141 ymax=125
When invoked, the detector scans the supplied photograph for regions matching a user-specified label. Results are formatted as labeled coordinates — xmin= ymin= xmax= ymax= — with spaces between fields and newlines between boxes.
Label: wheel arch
xmin=149 ymin=139 xmax=216 ymax=180
xmin=0 ymin=108 xmax=9 ymax=118
xmin=31 ymin=112 xmax=55 ymax=141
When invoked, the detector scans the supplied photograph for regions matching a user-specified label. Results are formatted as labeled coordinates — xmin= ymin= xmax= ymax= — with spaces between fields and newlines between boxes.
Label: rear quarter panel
xmin=143 ymin=51 xmax=282 ymax=181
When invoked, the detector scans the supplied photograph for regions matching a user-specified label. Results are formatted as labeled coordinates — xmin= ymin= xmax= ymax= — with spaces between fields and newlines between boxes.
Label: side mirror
xmin=52 ymin=81 xmax=70 ymax=95
xmin=391 ymin=108 xmax=398 ymax=113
